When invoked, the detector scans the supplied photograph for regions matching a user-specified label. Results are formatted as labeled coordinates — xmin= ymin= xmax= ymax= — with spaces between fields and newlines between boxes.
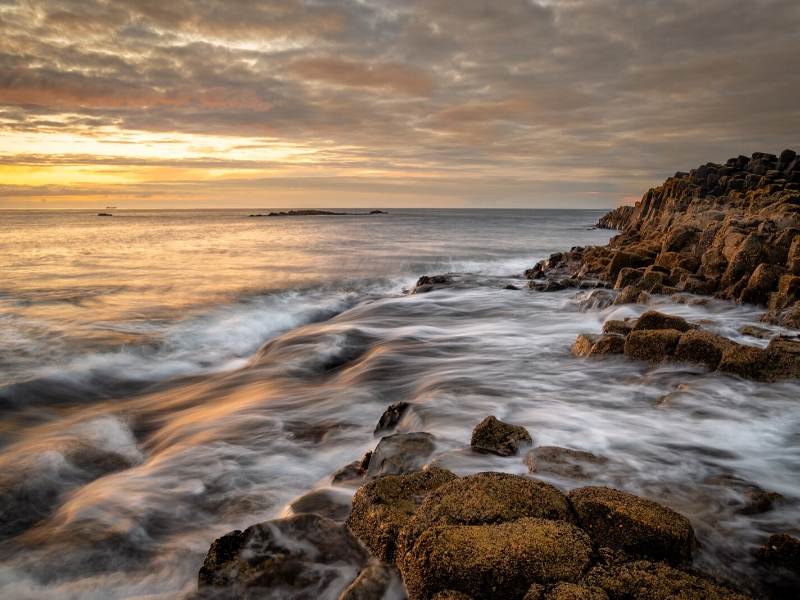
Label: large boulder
xmin=567 ymin=487 xmax=695 ymax=564
xmin=624 ymin=330 xmax=682 ymax=362
xmin=585 ymin=560 xmax=749 ymax=600
xmin=633 ymin=311 xmax=693 ymax=332
xmin=470 ymin=416 xmax=532 ymax=457
xmin=197 ymin=513 xmax=368 ymax=599
xmin=367 ymin=432 xmax=436 ymax=478
xmin=398 ymin=517 xmax=593 ymax=600
xmin=673 ymin=330 xmax=735 ymax=370
xmin=347 ymin=468 xmax=457 ymax=563
xmin=397 ymin=472 xmax=575 ymax=559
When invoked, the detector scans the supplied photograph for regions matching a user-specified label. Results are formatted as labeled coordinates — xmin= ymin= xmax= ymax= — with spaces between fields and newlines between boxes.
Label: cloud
xmin=0 ymin=0 xmax=798 ymax=207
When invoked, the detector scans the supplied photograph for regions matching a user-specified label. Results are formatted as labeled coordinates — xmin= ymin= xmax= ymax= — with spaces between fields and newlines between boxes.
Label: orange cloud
xmin=290 ymin=57 xmax=434 ymax=96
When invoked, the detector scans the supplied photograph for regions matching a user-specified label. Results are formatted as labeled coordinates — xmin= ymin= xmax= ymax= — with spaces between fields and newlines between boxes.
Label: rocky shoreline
xmin=193 ymin=150 xmax=799 ymax=599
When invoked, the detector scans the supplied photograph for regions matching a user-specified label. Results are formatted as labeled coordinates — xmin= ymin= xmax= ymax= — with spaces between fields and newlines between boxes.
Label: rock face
xmin=470 ymin=416 xmax=532 ymax=456
xmin=568 ymin=487 xmax=696 ymax=564
xmin=197 ymin=513 xmax=368 ymax=599
xmin=530 ymin=150 xmax=800 ymax=327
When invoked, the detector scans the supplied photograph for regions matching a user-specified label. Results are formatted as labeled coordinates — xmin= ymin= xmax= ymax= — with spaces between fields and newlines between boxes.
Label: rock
xmin=546 ymin=582 xmax=609 ymax=600
xmin=525 ymin=446 xmax=608 ymax=480
xmin=585 ymin=560 xmax=750 ymax=600
xmin=414 ymin=275 xmax=452 ymax=294
xmin=347 ymin=468 xmax=457 ymax=563
xmin=614 ymin=267 xmax=644 ymax=289
xmin=338 ymin=564 xmax=395 ymax=600
xmin=740 ymin=263 xmax=785 ymax=305
xmin=198 ymin=513 xmax=368 ymax=599
xmin=504 ymin=284 xmax=521 ymax=290
xmin=602 ymin=319 xmax=634 ymax=336
xmin=633 ymin=310 xmax=693 ymax=332
xmin=705 ymin=473 xmax=783 ymax=515
xmin=571 ymin=334 xmax=599 ymax=357
xmin=568 ymin=486 xmax=695 ymax=564
xmin=523 ymin=584 xmax=546 ymax=600
xmin=367 ymin=432 xmax=435 ymax=478
xmin=739 ymin=324 xmax=773 ymax=339
xmin=717 ymin=337 xmax=800 ymax=381
xmin=673 ymin=330 xmax=735 ymax=370
xmin=755 ymin=533 xmax=800 ymax=575
xmin=398 ymin=517 xmax=593 ymax=600
xmin=572 ymin=333 xmax=625 ymax=358
xmin=288 ymin=488 xmax=353 ymax=522
xmin=374 ymin=402 xmax=412 ymax=435
xmin=614 ymin=284 xmax=644 ymax=305
xmin=432 ymin=592 xmax=474 ymax=600
xmin=607 ymin=251 xmax=652 ymax=281
xmin=624 ymin=329 xmax=682 ymax=362
xmin=470 ymin=415 xmax=532 ymax=457
xmin=332 ymin=452 xmax=372 ymax=486
xmin=397 ymin=472 xmax=575 ymax=560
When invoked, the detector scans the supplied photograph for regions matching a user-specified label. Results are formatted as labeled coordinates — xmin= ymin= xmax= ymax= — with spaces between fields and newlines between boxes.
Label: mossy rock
xmin=633 ymin=310 xmax=693 ymax=332
xmin=545 ymin=582 xmax=609 ymax=600
xmin=602 ymin=319 xmax=634 ymax=336
xmin=398 ymin=517 xmax=593 ymax=600
xmin=624 ymin=329 xmax=682 ymax=362
xmin=584 ymin=560 xmax=750 ymax=599
xmin=470 ymin=415 xmax=532 ymax=456
xmin=432 ymin=592 xmax=475 ymax=600
xmin=568 ymin=487 xmax=695 ymax=564
xmin=338 ymin=564 xmax=396 ymax=600
xmin=398 ymin=472 xmax=575 ymax=560
xmin=674 ymin=330 xmax=735 ymax=370
xmin=347 ymin=468 xmax=457 ymax=563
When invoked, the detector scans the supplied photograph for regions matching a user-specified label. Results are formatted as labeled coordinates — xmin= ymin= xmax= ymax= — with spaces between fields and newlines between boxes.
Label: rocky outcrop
xmin=470 ymin=415 xmax=532 ymax=456
xmin=529 ymin=150 xmax=800 ymax=328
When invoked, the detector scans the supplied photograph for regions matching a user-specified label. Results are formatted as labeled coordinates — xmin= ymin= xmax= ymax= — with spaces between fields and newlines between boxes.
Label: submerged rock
xmin=525 ymin=446 xmax=608 ymax=480
xmin=470 ymin=415 xmax=532 ymax=456
xmin=337 ymin=564 xmax=396 ymax=600
xmin=347 ymin=468 xmax=457 ymax=563
xmin=568 ymin=486 xmax=695 ymax=564
xmin=197 ymin=513 xmax=368 ymax=599
xmin=413 ymin=275 xmax=453 ymax=294
xmin=398 ymin=517 xmax=593 ymax=600
xmin=367 ymin=432 xmax=436 ymax=478
xmin=755 ymin=533 xmax=800 ymax=575
xmin=288 ymin=488 xmax=353 ymax=522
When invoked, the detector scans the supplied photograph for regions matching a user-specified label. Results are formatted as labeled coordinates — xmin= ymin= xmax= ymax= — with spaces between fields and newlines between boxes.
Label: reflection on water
xmin=0 ymin=209 xmax=798 ymax=598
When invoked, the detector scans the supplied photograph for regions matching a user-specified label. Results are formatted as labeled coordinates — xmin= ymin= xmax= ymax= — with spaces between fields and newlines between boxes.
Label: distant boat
xmin=97 ymin=212 xmax=113 ymax=217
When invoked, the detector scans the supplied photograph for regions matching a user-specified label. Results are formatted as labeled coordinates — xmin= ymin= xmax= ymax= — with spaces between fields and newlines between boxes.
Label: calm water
xmin=0 ymin=209 xmax=798 ymax=598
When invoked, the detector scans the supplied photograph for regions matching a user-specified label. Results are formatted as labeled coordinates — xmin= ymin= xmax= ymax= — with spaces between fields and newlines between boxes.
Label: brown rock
xmin=470 ymin=415 xmax=532 ymax=456
xmin=525 ymin=446 xmax=608 ymax=480
xmin=572 ymin=333 xmax=600 ymax=357
xmin=572 ymin=333 xmax=625 ymax=357
xmin=608 ymin=251 xmax=652 ymax=281
xmin=633 ymin=310 xmax=693 ymax=332
xmin=755 ymin=533 xmax=800 ymax=575
xmin=398 ymin=517 xmax=593 ymax=600
xmin=602 ymin=319 xmax=634 ymax=336
xmin=432 ymin=592 xmax=474 ymax=600
xmin=674 ymin=330 xmax=735 ymax=370
xmin=614 ymin=284 xmax=644 ymax=305
xmin=546 ymin=582 xmax=609 ymax=600
xmin=568 ymin=486 xmax=695 ymax=564
xmin=624 ymin=329 xmax=682 ymax=362
xmin=338 ymin=564 xmax=395 ymax=600
xmin=740 ymin=263 xmax=785 ymax=305
xmin=374 ymin=401 xmax=412 ymax=435
xmin=614 ymin=267 xmax=644 ymax=289
xmin=347 ymin=468 xmax=457 ymax=563
xmin=367 ymin=432 xmax=436 ymax=478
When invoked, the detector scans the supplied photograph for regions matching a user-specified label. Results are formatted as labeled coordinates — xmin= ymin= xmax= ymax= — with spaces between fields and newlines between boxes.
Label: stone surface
xmin=568 ymin=486 xmax=695 ymax=564
xmin=545 ymin=582 xmax=609 ymax=600
xmin=633 ymin=311 xmax=693 ymax=332
xmin=673 ymin=330 xmax=735 ymax=370
xmin=525 ymin=446 xmax=608 ymax=480
xmin=470 ymin=415 xmax=532 ymax=457
xmin=347 ymin=468 xmax=457 ymax=563
xmin=624 ymin=329 xmax=682 ymax=362
xmin=374 ymin=401 xmax=412 ymax=435
xmin=367 ymin=432 xmax=436 ymax=478
xmin=337 ymin=564 xmax=395 ymax=600
xmin=288 ymin=487 xmax=353 ymax=522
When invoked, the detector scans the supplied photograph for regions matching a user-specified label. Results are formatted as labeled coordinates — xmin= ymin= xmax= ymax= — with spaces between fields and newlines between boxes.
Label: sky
xmin=0 ymin=0 xmax=798 ymax=209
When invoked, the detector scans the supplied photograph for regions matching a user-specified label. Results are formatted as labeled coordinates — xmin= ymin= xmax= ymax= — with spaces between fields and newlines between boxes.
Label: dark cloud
xmin=0 ymin=0 xmax=798 ymax=206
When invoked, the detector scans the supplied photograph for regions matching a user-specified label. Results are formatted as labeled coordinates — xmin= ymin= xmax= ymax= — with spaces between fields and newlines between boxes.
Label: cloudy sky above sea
xmin=1 ymin=0 xmax=798 ymax=208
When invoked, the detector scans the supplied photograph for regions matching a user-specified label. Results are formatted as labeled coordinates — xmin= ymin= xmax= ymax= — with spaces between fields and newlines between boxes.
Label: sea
xmin=0 ymin=208 xmax=798 ymax=598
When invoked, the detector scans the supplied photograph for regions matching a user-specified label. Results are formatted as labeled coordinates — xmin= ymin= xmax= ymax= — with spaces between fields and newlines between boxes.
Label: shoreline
xmin=193 ymin=150 xmax=800 ymax=599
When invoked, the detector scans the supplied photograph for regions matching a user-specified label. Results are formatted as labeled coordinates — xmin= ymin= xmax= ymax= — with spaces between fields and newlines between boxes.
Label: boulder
xmin=571 ymin=334 xmax=600 ymax=358
xmin=338 ymin=564 xmax=396 ymax=600
xmin=614 ymin=285 xmax=644 ymax=305
xmin=332 ymin=452 xmax=372 ymax=486
xmin=624 ymin=330 xmax=682 ymax=362
xmin=568 ymin=486 xmax=695 ymax=564
xmin=633 ymin=310 xmax=693 ymax=332
xmin=288 ymin=488 xmax=353 ymax=522
xmin=198 ymin=513 xmax=368 ymax=599
xmin=397 ymin=472 xmax=575 ymax=559
xmin=367 ymin=432 xmax=436 ymax=478
xmin=602 ymin=319 xmax=634 ymax=336
xmin=347 ymin=468 xmax=457 ymax=563
xmin=614 ymin=267 xmax=644 ymax=289
xmin=374 ymin=402 xmax=412 ymax=435
xmin=470 ymin=416 xmax=532 ymax=457
xmin=525 ymin=446 xmax=608 ymax=480
xmin=414 ymin=275 xmax=452 ymax=294
xmin=717 ymin=338 xmax=800 ymax=381
xmin=585 ymin=560 xmax=750 ymax=600
xmin=607 ymin=251 xmax=652 ymax=281
xmin=740 ymin=263 xmax=785 ymax=305
xmin=546 ymin=582 xmax=609 ymax=600
xmin=572 ymin=334 xmax=625 ymax=357
xmin=398 ymin=517 xmax=593 ymax=600
xmin=673 ymin=330 xmax=735 ymax=370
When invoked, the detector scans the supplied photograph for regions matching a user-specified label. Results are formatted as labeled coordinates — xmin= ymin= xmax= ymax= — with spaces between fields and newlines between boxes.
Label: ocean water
xmin=0 ymin=209 xmax=798 ymax=598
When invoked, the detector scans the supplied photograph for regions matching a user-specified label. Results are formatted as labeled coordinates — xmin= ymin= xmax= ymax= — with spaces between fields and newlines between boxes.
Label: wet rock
xmin=717 ymin=337 xmax=800 ymax=381
xmin=704 ymin=473 xmax=783 ymax=515
xmin=607 ymin=251 xmax=652 ymax=281
xmin=397 ymin=472 xmax=575 ymax=559
xmin=525 ymin=446 xmax=608 ymax=480
xmin=573 ymin=334 xmax=626 ymax=357
xmin=739 ymin=324 xmax=773 ymax=338
xmin=614 ymin=284 xmax=644 ymax=305
xmin=398 ymin=517 xmax=593 ymax=600
xmin=332 ymin=452 xmax=372 ymax=486
xmin=413 ymin=275 xmax=452 ymax=294
xmin=633 ymin=310 xmax=693 ymax=332
xmin=585 ymin=560 xmax=750 ymax=600
xmin=367 ymin=432 xmax=435 ymax=478
xmin=374 ymin=402 xmax=412 ymax=435
xmin=614 ymin=267 xmax=644 ymax=289
xmin=576 ymin=288 xmax=616 ymax=310
xmin=717 ymin=343 xmax=769 ymax=379
xmin=504 ymin=284 xmax=521 ymax=290
xmin=288 ymin=488 xmax=353 ymax=522
xmin=568 ymin=486 xmax=695 ymax=564
xmin=198 ymin=513 xmax=368 ymax=599
xmin=571 ymin=334 xmax=599 ymax=358
xmin=740 ymin=263 xmax=785 ymax=305
xmin=523 ymin=584 xmax=546 ymax=600
xmin=470 ymin=416 xmax=532 ymax=456
xmin=674 ymin=330 xmax=735 ymax=370
xmin=347 ymin=468 xmax=457 ymax=563
xmin=338 ymin=564 xmax=395 ymax=600
xmin=602 ymin=319 xmax=634 ymax=336
xmin=432 ymin=591 xmax=474 ymax=600
xmin=755 ymin=533 xmax=800 ymax=575
xmin=546 ymin=582 xmax=609 ymax=600
xmin=624 ymin=329 xmax=682 ymax=362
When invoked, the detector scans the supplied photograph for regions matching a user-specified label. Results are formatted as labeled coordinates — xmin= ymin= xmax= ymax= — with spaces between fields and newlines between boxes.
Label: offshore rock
xmin=470 ymin=415 xmax=532 ymax=456
xmin=367 ymin=432 xmax=436 ymax=478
